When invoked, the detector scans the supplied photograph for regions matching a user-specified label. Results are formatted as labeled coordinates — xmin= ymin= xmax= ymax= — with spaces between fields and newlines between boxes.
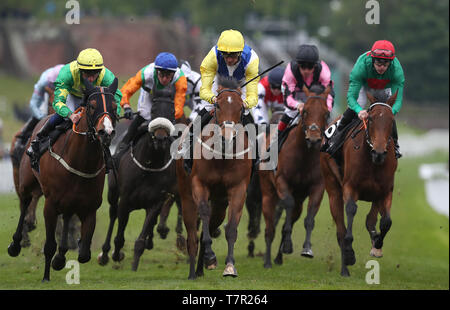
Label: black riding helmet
xmin=296 ymin=44 xmax=319 ymax=64
xmin=268 ymin=66 xmax=285 ymax=88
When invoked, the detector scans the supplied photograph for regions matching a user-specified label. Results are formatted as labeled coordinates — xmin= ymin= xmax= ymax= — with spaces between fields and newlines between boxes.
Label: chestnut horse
xmin=259 ymin=85 xmax=331 ymax=268
xmin=176 ymin=78 xmax=253 ymax=279
xmin=7 ymin=78 xmax=119 ymax=282
xmin=320 ymin=91 xmax=398 ymax=276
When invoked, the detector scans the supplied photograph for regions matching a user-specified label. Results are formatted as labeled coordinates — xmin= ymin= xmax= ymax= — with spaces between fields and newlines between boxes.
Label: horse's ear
xmin=108 ymin=77 xmax=118 ymax=94
xmin=366 ymin=91 xmax=377 ymax=104
xmin=322 ymin=83 xmax=331 ymax=98
xmin=302 ymin=85 xmax=310 ymax=97
xmin=387 ymin=90 xmax=398 ymax=107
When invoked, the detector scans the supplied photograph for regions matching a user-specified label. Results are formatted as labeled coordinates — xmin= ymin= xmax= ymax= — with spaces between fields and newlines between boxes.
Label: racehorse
xmin=7 ymin=78 xmax=119 ymax=282
xmin=245 ymin=107 xmax=284 ymax=257
xmin=97 ymin=95 xmax=180 ymax=271
xmin=320 ymin=90 xmax=398 ymax=276
xmin=176 ymin=77 xmax=253 ymax=279
xmin=259 ymin=84 xmax=331 ymax=268
xmin=9 ymin=86 xmax=64 ymax=248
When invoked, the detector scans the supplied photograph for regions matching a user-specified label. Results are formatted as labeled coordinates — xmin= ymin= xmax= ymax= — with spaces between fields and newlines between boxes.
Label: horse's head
xmin=148 ymin=96 xmax=176 ymax=151
xmin=365 ymin=90 xmax=397 ymax=165
xmin=301 ymin=84 xmax=331 ymax=149
xmin=82 ymin=77 xmax=119 ymax=147
xmin=214 ymin=77 xmax=244 ymax=143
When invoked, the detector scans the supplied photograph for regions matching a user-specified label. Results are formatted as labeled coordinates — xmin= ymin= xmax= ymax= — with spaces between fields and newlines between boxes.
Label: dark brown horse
xmin=320 ymin=91 xmax=398 ymax=276
xmin=9 ymin=86 xmax=58 ymax=247
xmin=245 ymin=108 xmax=284 ymax=257
xmin=176 ymin=78 xmax=253 ymax=279
xmin=97 ymin=96 xmax=180 ymax=271
xmin=259 ymin=85 xmax=331 ymax=268
xmin=7 ymin=78 xmax=119 ymax=282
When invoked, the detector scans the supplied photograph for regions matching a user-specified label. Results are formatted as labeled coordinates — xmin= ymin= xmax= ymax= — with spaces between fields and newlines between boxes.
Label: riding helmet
xmin=155 ymin=52 xmax=178 ymax=72
xmin=296 ymin=44 xmax=319 ymax=63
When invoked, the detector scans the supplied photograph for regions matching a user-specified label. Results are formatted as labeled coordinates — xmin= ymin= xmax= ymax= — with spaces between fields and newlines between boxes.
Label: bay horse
xmin=259 ymin=84 xmax=331 ymax=268
xmin=320 ymin=90 xmax=398 ymax=277
xmin=176 ymin=77 xmax=253 ymax=279
xmin=9 ymin=86 xmax=59 ymax=248
xmin=7 ymin=78 xmax=119 ymax=282
xmin=97 ymin=96 xmax=180 ymax=271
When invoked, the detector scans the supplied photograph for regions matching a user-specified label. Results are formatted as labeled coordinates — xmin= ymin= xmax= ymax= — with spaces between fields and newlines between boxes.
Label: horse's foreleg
xmin=223 ymin=185 xmax=246 ymax=278
xmin=276 ymin=177 xmax=296 ymax=255
xmin=175 ymin=197 xmax=183 ymax=235
xmin=42 ymin=202 xmax=58 ymax=282
xmin=342 ymin=187 xmax=358 ymax=268
xmin=132 ymin=206 xmax=160 ymax=271
xmin=98 ymin=202 xmax=118 ymax=266
xmin=328 ymin=190 xmax=348 ymax=276
xmin=302 ymin=185 xmax=325 ymax=258
xmin=8 ymin=195 xmax=32 ymax=257
xmin=246 ymin=173 xmax=262 ymax=257
xmin=198 ymin=200 xmax=216 ymax=270
xmin=112 ymin=202 xmax=130 ymax=263
xmin=78 ymin=211 xmax=96 ymax=264
xmin=157 ymin=196 xmax=174 ymax=239
xmin=22 ymin=196 xmax=39 ymax=248
xmin=372 ymin=193 xmax=393 ymax=257
xmin=366 ymin=202 xmax=380 ymax=256
xmin=51 ymin=214 xmax=72 ymax=271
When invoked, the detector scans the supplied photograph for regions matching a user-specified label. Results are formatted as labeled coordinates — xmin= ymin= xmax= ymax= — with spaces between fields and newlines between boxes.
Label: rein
xmin=364 ymin=102 xmax=393 ymax=150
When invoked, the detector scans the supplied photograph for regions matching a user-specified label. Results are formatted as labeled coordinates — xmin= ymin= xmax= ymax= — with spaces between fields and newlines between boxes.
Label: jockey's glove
xmin=124 ymin=107 xmax=133 ymax=120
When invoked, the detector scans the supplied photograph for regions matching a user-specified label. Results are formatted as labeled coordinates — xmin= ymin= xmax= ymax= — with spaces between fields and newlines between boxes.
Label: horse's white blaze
xmin=227 ymin=96 xmax=232 ymax=104
xmin=103 ymin=117 xmax=114 ymax=135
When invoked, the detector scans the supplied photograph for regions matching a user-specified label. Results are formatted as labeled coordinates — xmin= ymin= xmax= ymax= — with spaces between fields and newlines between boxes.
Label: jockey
xmin=178 ymin=60 xmax=204 ymax=121
xmin=334 ymin=40 xmax=404 ymax=158
xmin=252 ymin=66 xmax=285 ymax=125
xmin=13 ymin=64 xmax=63 ymax=158
xmin=277 ymin=44 xmax=334 ymax=142
xmin=27 ymin=48 xmax=122 ymax=169
xmin=114 ymin=52 xmax=187 ymax=159
xmin=183 ymin=29 xmax=260 ymax=173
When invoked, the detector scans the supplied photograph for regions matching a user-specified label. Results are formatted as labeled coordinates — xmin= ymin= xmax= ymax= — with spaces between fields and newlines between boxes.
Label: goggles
xmin=269 ymin=83 xmax=281 ymax=90
xmin=157 ymin=69 xmax=175 ymax=78
xmin=298 ymin=62 xmax=315 ymax=69
xmin=221 ymin=51 xmax=241 ymax=58
xmin=371 ymin=49 xmax=394 ymax=58
xmin=373 ymin=58 xmax=391 ymax=67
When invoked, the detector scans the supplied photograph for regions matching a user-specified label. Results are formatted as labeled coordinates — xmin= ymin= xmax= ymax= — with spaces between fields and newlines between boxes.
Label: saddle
xmin=37 ymin=121 xmax=72 ymax=159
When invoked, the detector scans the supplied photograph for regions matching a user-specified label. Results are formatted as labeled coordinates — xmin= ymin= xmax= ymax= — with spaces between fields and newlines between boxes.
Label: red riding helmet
xmin=370 ymin=40 xmax=396 ymax=60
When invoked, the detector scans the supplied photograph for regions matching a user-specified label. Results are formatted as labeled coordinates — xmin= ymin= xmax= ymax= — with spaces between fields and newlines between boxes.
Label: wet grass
xmin=0 ymin=151 xmax=448 ymax=290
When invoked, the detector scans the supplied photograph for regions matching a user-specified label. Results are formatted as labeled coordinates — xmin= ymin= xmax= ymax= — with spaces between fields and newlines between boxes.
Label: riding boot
xmin=113 ymin=114 xmax=145 ymax=164
xmin=184 ymin=108 xmax=212 ymax=174
xmin=26 ymin=118 xmax=55 ymax=171
xmin=337 ymin=108 xmax=357 ymax=131
xmin=392 ymin=119 xmax=402 ymax=159
xmin=12 ymin=117 xmax=40 ymax=165
xmin=276 ymin=114 xmax=293 ymax=151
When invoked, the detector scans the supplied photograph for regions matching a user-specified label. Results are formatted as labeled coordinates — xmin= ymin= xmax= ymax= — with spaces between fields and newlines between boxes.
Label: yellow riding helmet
xmin=77 ymin=48 xmax=104 ymax=70
xmin=217 ymin=29 xmax=245 ymax=53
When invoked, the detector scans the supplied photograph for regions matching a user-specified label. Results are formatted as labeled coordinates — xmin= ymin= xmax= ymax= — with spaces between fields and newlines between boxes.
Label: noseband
xmin=300 ymin=95 xmax=328 ymax=134
xmin=214 ymin=88 xmax=245 ymax=127
xmin=364 ymin=102 xmax=393 ymax=150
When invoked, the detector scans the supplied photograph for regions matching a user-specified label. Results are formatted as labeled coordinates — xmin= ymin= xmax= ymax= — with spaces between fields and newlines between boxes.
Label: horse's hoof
xmin=340 ymin=268 xmax=351 ymax=277
xmin=78 ymin=252 xmax=91 ymax=264
xmin=145 ymin=238 xmax=153 ymax=250
xmin=223 ymin=263 xmax=238 ymax=277
xmin=211 ymin=228 xmax=221 ymax=238
xmin=370 ymin=247 xmax=383 ymax=258
xmin=97 ymin=252 xmax=109 ymax=266
xmin=301 ymin=248 xmax=314 ymax=258
xmin=52 ymin=254 xmax=66 ymax=271
xmin=157 ymin=226 xmax=170 ymax=239
xmin=344 ymin=249 xmax=356 ymax=266
xmin=205 ymin=255 xmax=217 ymax=270
xmin=112 ymin=251 xmax=125 ymax=262
xmin=263 ymin=261 xmax=272 ymax=269
xmin=281 ymin=240 xmax=293 ymax=254
xmin=274 ymin=253 xmax=283 ymax=265
xmin=7 ymin=243 xmax=21 ymax=257
xmin=247 ymin=241 xmax=255 ymax=258
xmin=41 ymin=278 xmax=50 ymax=283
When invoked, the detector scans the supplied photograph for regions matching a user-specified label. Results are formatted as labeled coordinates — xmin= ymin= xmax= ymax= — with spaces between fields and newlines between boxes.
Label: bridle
xmin=300 ymin=95 xmax=329 ymax=134
xmin=363 ymin=102 xmax=393 ymax=150
xmin=213 ymin=88 xmax=245 ymax=128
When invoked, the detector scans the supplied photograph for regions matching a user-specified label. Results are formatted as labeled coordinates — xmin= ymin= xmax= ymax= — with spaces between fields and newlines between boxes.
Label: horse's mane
xmin=217 ymin=77 xmax=240 ymax=90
